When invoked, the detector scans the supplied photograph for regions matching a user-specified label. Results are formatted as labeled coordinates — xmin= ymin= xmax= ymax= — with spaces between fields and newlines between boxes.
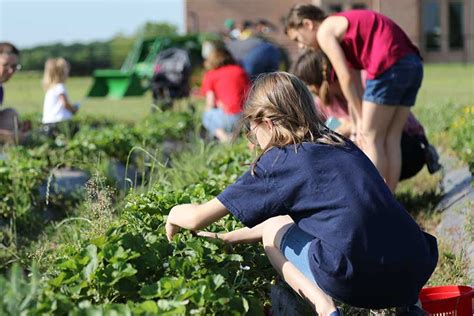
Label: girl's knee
xmin=261 ymin=216 xmax=293 ymax=248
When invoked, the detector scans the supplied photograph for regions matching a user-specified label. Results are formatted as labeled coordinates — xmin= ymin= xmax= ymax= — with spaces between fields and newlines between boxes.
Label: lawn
xmin=2 ymin=72 xmax=155 ymax=123
xmin=414 ymin=63 xmax=474 ymax=139
xmin=3 ymin=64 xmax=473 ymax=125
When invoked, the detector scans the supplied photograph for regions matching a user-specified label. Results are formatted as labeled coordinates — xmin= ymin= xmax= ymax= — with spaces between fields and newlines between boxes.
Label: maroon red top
xmin=201 ymin=64 xmax=250 ymax=115
xmin=334 ymin=10 xmax=420 ymax=79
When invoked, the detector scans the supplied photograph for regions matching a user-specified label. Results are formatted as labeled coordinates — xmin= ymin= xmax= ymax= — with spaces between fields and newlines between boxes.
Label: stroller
xmin=150 ymin=48 xmax=192 ymax=111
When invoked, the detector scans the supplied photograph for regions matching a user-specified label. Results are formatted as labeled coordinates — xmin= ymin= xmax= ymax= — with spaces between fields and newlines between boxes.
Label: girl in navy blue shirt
xmin=166 ymin=72 xmax=438 ymax=315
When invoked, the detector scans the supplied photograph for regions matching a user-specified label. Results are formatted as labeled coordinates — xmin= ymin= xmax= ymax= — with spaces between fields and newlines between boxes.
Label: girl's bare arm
xmin=205 ymin=91 xmax=216 ymax=111
xmin=59 ymin=94 xmax=77 ymax=114
xmin=317 ymin=17 xmax=362 ymax=125
xmin=166 ymin=198 xmax=229 ymax=241
xmin=197 ymin=222 xmax=266 ymax=244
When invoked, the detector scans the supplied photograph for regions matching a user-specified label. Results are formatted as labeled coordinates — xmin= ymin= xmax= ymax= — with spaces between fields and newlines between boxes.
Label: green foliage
xmin=20 ymin=42 xmax=112 ymax=76
xmin=449 ymin=105 xmax=474 ymax=173
xmin=0 ymin=140 xmax=274 ymax=315
xmin=0 ymin=146 xmax=48 ymax=219
xmin=19 ymin=21 xmax=179 ymax=75
xmin=109 ymin=35 xmax=136 ymax=69
xmin=0 ymin=263 xmax=42 ymax=315
xmin=37 ymin=181 xmax=272 ymax=314
xmin=139 ymin=22 xmax=178 ymax=38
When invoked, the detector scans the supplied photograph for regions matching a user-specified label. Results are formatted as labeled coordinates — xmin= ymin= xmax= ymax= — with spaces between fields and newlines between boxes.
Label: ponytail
xmin=319 ymin=56 xmax=331 ymax=105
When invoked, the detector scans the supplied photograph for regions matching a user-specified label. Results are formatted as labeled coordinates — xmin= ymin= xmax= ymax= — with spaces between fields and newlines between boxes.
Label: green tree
xmin=139 ymin=22 xmax=178 ymax=38
xmin=109 ymin=34 xmax=135 ymax=69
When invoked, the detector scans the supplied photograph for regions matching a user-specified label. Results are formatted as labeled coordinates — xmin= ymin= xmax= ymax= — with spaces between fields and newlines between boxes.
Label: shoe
xmin=329 ymin=308 xmax=343 ymax=316
xmin=425 ymin=144 xmax=442 ymax=174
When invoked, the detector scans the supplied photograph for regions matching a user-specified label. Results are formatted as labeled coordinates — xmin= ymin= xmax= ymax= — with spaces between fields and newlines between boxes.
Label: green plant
xmin=0 ymin=263 xmax=42 ymax=315
xmin=449 ymin=105 xmax=474 ymax=173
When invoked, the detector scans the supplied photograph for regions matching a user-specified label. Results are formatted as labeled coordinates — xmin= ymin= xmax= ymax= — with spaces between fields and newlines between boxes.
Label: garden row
xmin=0 ymin=110 xmax=196 ymax=269
xmin=0 ymin=102 xmax=472 ymax=315
xmin=1 ymin=134 xmax=278 ymax=314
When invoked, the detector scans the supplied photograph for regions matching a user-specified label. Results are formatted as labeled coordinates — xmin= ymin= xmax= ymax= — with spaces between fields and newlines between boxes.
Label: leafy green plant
xmin=0 ymin=263 xmax=42 ymax=315
xmin=449 ymin=105 xmax=474 ymax=173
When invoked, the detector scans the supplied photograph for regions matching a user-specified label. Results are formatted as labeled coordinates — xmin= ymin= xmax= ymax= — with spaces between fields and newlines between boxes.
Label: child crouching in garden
xmin=166 ymin=72 xmax=438 ymax=315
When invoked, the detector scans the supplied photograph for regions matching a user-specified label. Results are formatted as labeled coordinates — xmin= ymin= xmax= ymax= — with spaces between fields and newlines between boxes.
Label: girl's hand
xmin=165 ymin=220 xmax=181 ymax=242
xmin=195 ymin=230 xmax=223 ymax=240
xmin=165 ymin=199 xmax=229 ymax=243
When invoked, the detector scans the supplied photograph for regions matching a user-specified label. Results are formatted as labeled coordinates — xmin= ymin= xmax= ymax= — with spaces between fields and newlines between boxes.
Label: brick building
xmin=184 ymin=0 xmax=474 ymax=63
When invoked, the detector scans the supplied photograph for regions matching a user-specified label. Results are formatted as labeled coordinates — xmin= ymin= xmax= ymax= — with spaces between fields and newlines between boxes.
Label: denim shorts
xmin=202 ymin=108 xmax=241 ymax=137
xmin=280 ymin=224 xmax=318 ymax=285
xmin=364 ymin=54 xmax=423 ymax=107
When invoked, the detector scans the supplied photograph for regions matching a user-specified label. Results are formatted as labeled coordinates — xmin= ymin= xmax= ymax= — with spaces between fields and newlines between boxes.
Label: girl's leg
xmin=214 ymin=128 xmax=231 ymax=142
xmin=384 ymin=106 xmax=410 ymax=191
xmin=360 ymin=101 xmax=396 ymax=189
xmin=262 ymin=216 xmax=337 ymax=316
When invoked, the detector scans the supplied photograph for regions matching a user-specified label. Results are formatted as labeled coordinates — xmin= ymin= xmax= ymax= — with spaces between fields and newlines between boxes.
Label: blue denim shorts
xmin=280 ymin=224 xmax=318 ymax=285
xmin=364 ymin=54 xmax=423 ymax=107
xmin=202 ymin=108 xmax=241 ymax=137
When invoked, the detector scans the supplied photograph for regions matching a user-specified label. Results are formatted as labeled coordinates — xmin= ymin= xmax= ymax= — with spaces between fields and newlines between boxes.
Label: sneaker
xmin=329 ymin=308 xmax=343 ymax=316
xmin=425 ymin=144 xmax=442 ymax=174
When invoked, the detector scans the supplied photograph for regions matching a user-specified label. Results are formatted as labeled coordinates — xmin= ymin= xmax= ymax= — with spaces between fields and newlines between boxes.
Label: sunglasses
xmin=245 ymin=121 xmax=260 ymax=145
xmin=1 ymin=63 xmax=21 ymax=72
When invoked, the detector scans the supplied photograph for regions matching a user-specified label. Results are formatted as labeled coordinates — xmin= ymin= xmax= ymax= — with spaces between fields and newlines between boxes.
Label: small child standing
xmin=166 ymin=72 xmax=438 ymax=315
xmin=42 ymin=57 xmax=78 ymax=125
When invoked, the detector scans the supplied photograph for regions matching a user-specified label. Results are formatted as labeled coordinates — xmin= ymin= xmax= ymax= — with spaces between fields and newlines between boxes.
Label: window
xmin=422 ymin=0 xmax=441 ymax=51
xmin=449 ymin=1 xmax=464 ymax=49
xmin=352 ymin=3 xmax=367 ymax=10
xmin=328 ymin=4 xmax=342 ymax=13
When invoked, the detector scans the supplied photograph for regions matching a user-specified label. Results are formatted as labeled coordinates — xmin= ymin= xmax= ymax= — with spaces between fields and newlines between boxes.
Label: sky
xmin=0 ymin=0 xmax=184 ymax=49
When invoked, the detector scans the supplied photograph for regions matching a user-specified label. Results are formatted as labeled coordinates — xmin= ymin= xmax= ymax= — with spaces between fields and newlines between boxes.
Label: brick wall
xmin=185 ymin=0 xmax=302 ymax=64
xmin=185 ymin=0 xmax=474 ymax=63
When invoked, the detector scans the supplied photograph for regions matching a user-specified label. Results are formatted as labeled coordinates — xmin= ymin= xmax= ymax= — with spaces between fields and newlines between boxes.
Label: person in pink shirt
xmin=285 ymin=5 xmax=424 ymax=191
xmin=201 ymin=45 xmax=250 ymax=142
xmin=291 ymin=50 xmax=441 ymax=183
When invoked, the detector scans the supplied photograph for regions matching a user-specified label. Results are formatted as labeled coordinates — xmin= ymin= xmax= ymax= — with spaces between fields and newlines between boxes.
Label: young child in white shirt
xmin=42 ymin=57 xmax=78 ymax=124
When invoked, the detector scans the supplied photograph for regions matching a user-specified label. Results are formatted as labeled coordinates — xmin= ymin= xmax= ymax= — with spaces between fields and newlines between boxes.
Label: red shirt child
xmin=201 ymin=64 xmax=250 ymax=114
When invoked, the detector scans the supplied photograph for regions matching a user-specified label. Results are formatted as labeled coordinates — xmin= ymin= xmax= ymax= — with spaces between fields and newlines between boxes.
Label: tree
xmin=138 ymin=22 xmax=178 ymax=38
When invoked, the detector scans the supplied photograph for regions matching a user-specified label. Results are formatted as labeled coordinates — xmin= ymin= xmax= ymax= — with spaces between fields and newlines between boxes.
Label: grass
xmin=4 ymin=64 xmax=473 ymax=125
xmin=3 ymin=63 xmax=474 ymax=287
xmin=413 ymin=63 xmax=474 ymax=141
xmin=2 ymin=72 xmax=154 ymax=123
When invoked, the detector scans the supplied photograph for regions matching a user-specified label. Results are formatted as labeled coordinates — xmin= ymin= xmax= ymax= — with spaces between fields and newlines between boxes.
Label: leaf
xmin=212 ymin=274 xmax=225 ymax=290
xmin=139 ymin=283 xmax=160 ymax=299
xmin=137 ymin=300 xmax=158 ymax=313
xmin=83 ymin=245 xmax=99 ymax=281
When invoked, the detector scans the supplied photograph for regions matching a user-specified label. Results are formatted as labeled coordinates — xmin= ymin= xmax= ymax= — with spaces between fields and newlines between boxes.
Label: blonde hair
xmin=42 ymin=57 xmax=70 ymax=90
xmin=243 ymin=72 xmax=345 ymax=167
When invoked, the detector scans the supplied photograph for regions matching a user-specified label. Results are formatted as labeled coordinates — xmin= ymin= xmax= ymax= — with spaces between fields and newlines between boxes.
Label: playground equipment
xmin=87 ymin=34 xmax=202 ymax=99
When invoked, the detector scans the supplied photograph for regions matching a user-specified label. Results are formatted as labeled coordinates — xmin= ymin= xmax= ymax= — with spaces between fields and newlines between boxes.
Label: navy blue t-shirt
xmin=217 ymin=141 xmax=438 ymax=308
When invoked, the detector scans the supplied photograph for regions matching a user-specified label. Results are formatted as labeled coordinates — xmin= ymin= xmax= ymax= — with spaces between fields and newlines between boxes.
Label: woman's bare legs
xmin=262 ymin=216 xmax=337 ymax=316
xmin=360 ymin=101 xmax=409 ymax=191
xmin=384 ymin=106 xmax=410 ymax=191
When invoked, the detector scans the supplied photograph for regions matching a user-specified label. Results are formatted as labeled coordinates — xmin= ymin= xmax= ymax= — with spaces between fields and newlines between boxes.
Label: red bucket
xmin=419 ymin=285 xmax=473 ymax=316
